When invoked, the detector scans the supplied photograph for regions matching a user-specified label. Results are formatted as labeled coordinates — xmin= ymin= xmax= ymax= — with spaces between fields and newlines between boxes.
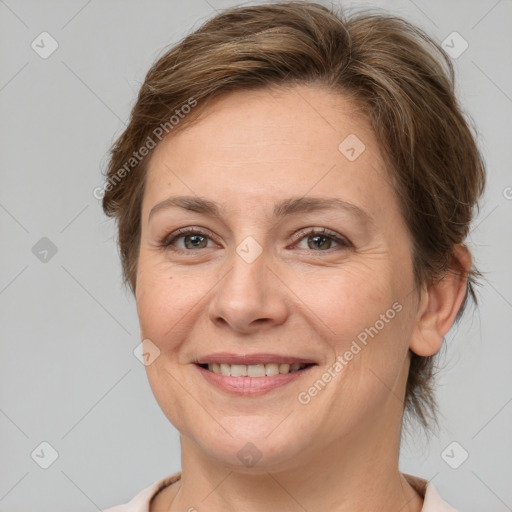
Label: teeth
xmin=230 ymin=364 xmax=247 ymax=377
xmin=265 ymin=363 xmax=280 ymax=376
xmin=206 ymin=362 xmax=308 ymax=376
xmin=248 ymin=364 xmax=266 ymax=377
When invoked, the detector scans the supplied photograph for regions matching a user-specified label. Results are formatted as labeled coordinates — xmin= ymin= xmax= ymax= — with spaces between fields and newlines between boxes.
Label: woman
xmin=101 ymin=2 xmax=485 ymax=511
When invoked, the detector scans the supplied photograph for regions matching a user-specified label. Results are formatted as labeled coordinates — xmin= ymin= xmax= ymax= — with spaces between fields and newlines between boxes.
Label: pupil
xmin=186 ymin=234 xmax=206 ymax=249
xmin=309 ymin=235 xmax=329 ymax=250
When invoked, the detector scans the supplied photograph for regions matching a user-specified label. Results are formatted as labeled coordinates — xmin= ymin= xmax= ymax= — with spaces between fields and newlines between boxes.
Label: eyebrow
xmin=148 ymin=195 xmax=374 ymax=227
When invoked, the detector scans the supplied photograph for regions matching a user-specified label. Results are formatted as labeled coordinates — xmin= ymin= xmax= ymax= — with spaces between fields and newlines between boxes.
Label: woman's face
xmin=136 ymin=85 xmax=422 ymax=471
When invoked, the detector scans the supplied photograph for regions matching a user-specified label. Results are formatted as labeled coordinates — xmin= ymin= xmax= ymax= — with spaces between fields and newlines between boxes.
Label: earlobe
xmin=409 ymin=245 xmax=472 ymax=357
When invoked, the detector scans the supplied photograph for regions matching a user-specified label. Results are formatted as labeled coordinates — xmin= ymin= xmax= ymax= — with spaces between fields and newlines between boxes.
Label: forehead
xmin=156 ymin=85 xmax=368 ymax=154
xmin=142 ymin=85 xmax=396 ymax=223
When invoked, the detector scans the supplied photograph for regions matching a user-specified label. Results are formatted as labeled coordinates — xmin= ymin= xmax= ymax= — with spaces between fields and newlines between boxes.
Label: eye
xmin=291 ymin=227 xmax=352 ymax=251
xmin=159 ymin=227 xmax=218 ymax=252
xmin=158 ymin=227 xmax=352 ymax=253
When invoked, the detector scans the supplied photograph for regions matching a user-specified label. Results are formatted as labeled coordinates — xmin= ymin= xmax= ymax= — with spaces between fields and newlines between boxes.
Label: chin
xmin=206 ymin=442 xmax=309 ymax=474
xmin=189 ymin=419 xmax=315 ymax=473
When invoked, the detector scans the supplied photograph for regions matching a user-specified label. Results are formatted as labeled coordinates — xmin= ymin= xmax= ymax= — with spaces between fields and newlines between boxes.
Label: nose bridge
xmin=209 ymin=236 xmax=287 ymax=330
xmin=235 ymin=236 xmax=268 ymax=286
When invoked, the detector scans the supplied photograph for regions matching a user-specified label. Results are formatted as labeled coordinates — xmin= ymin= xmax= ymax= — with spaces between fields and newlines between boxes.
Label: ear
xmin=409 ymin=245 xmax=472 ymax=357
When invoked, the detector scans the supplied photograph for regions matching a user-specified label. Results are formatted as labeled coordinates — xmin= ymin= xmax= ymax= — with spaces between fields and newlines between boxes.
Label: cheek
xmin=136 ymin=254 xmax=202 ymax=339
xmin=297 ymin=261 xmax=395 ymax=337
xmin=135 ymin=262 xmax=199 ymax=430
xmin=307 ymin=261 xmax=409 ymax=380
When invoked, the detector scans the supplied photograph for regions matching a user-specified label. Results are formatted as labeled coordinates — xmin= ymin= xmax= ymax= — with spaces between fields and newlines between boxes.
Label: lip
xmin=195 ymin=363 xmax=316 ymax=396
xmin=193 ymin=352 xmax=317 ymax=365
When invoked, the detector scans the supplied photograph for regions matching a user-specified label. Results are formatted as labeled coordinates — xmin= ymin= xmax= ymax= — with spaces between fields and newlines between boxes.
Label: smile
xmin=195 ymin=362 xmax=317 ymax=396
xmin=200 ymin=362 xmax=313 ymax=377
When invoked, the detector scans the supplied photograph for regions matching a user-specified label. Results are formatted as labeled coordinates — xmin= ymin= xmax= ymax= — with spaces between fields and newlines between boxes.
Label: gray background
xmin=0 ymin=0 xmax=511 ymax=510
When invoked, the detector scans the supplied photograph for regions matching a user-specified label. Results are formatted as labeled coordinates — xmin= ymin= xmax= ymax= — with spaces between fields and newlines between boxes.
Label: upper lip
xmin=194 ymin=353 xmax=318 ymax=365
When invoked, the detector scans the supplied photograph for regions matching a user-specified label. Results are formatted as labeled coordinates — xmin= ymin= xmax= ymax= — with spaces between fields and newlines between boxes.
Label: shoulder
xmin=403 ymin=473 xmax=460 ymax=512
xmin=103 ymin=472 xmax=182 ymax=512
xmin=422 ymin=482 xmax=459 ymax=512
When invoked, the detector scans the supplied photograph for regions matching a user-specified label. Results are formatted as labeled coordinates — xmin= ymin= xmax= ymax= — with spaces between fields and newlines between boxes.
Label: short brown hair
xmin=101 ymin=1 xmax=486 ymax=433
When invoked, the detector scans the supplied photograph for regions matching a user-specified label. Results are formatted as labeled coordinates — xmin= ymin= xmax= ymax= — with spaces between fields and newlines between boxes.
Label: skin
xmin=134 ymin=84 xmax=470 ymax=512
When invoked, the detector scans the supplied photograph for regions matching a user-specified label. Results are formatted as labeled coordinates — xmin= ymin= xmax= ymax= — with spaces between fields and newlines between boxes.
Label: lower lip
xmin=195 ymin=364 xmax=316 ymax=396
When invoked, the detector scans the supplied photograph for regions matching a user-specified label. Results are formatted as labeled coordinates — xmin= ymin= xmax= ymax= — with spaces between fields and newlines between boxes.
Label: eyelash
xmin=158 ymin=227 xmax=353 ymax=254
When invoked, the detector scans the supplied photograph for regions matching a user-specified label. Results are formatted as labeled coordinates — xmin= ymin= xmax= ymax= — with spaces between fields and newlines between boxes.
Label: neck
xmin=169 ymin=412 xmax=423 ymax=512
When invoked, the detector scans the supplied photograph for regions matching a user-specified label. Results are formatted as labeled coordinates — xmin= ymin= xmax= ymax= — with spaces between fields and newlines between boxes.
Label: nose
xmin=208 ymin=246 xmax=289 ymax=333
